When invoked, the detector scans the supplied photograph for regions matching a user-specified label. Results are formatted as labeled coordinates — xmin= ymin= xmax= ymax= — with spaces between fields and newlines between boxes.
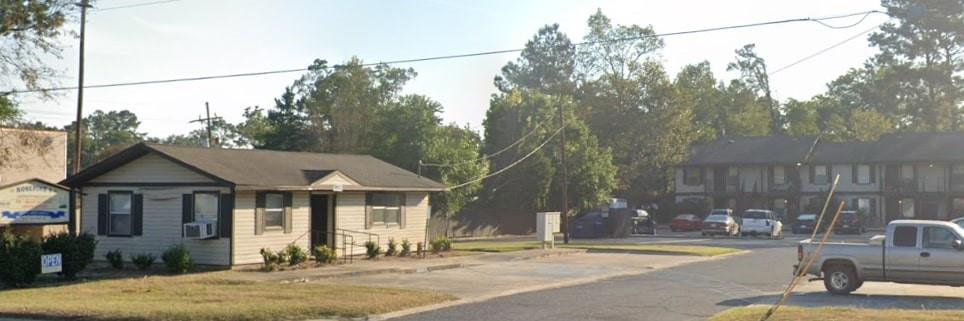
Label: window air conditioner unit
xmin=183 ymin=222 xmax=217 ymax=240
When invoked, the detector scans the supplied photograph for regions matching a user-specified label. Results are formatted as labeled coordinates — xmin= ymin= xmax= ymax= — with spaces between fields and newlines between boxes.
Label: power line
xmin=770 ymin=23 xmax=884 ymax=76
xmin=1 ymin=9 xmax=887 ymax=96
xmin=95 ymin=0 xmax=183 ymax=11
xmin=448 ymin=127 xmax=563 ymax=190
xmin=421 ymin=122 xmax=544 ymax=168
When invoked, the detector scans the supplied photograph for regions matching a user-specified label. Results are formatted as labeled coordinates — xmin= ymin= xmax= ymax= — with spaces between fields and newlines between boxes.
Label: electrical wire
xmin=1 ymin=9 xmax=888 ymax=96
xmin=447 ymin=127 xmax=562 ymax=190
xmin=421 ymin=122 xmax=543 ymax=168
xmin=769 ymin=23 xmax=884 ymax=76
xmin=95 ymin=0 xmax=183 ymax=11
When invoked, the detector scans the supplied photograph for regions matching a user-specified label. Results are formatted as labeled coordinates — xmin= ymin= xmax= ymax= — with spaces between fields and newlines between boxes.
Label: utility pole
xmin=72 ymin=0 xmax=91 ymax=175
xmin=189 ymin=102 xmax=222 ymax=148
xmin=559 ymin=99 xmax=569 ymax=244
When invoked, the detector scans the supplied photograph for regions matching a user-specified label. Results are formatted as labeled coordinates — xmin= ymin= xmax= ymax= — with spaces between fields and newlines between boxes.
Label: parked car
xmin=791 ymin=214 xmax=821 ymax=235
xmin=670 ymin=214 xmax=702 ymax=232
xmin=632 ymin=210 xmax=656 ymax=235
xmin=701 ymin=214 xmax=740 ymax=237
xmin=740 ymin=209 xmax=783 ymax=238
xmin=708 ymin=208 xmax=733 ymax=217
xmin=834 ymin=210 xmax=865 ymax=234
xmin=571 ymin=211 xmax=607 ymax=239
xmin=796 ymin=220 xmax=964 ymax=294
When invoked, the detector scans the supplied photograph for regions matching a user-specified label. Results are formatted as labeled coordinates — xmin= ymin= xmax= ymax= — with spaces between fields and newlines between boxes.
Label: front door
xmin=310 ymin=194 xmax=329 ymax=249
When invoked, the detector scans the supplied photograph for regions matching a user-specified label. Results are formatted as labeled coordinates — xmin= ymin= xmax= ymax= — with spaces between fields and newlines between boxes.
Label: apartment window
xmin=264 ymin=193 xmax=284 ymax=228
xmin=109 ymin=192 xmax=133 ymax=236
xmin=683 ymin=168 xmax=702 ymax=185
xmin=772 ymin=166 xmax=786 ymax=185
xmin=857 ymin=198 xmax=873 ymax=216
xmin=901 ymin=164 xmax=915 ymax=181
xmin=952 ymin=165 xmax=964 ymax=191
xmin=855 ymin=165 xmax=872 ymax=184
xmin=727 ymin=167 xmax=739 ymax=185
xmin=773 ymin=199 xmax=787 ymax=216
xmin=368 ymin=192 xmax=403 ymax=225
xmin=193 ymin=192 xmax=220 ymax=224
xmin=923 ymin=227 xmax=958 ymax=249
xmin=893 ymin=226 xmax=917 ymax=247
xmin=900 ymin=198 xmax=915 ymax=218
xmin=812 ymin=165 xmax=829 ymax=185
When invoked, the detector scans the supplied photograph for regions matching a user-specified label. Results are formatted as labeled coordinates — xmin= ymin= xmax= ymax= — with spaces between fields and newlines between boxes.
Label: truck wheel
xmin=823 ymin=265 xmax=857 ymax=295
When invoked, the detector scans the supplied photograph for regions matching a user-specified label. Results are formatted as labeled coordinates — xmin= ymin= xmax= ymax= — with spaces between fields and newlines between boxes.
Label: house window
xmin=857 ymin=198 xmax=872 ymax=215
xmin=900 ymin=198 xmax=915 ymax=218
xmin=264 ymin=193 xmax=284 ymax=228
xmin=772 ymin=166 xmax=786 ymax=185
xmin=683 ymin=168 xmax=702 ymax=186
xmin=109 ymin=192 xmax=133 ymax=236
xmin=855 ymin=165 xmax=872 ymax=184
xmin=369 ymin=192 xmax=403 ymax=225
xmin=813 ymin=165 xmax=829 ymax=185
xmin=193 ymin=192 xmax=220 ymax=224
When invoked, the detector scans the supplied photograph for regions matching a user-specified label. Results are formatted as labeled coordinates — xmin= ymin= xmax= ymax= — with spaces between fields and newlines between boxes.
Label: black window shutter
xmin=809 ymin=166 xmax=815 ymax=184
xmin=400 ymin=193 xmax=407 ymax=229
xmin=283 ymin=192 xmax=293 ymax=234
xmin=97 ymin=194 xmax=108 ymax=235
xmin=870 ymin=165 xmax=877 ymax=183
xmin=182 ymin=194 xmax=193 ymax=237
xmin=768 ymin=166 xmax=775 ymax=186
xmin=852 ymin=165 xmax=858 ymax=184
xmin=132 ymin=194 xmax=144 ymax=236
xmin=365 ymin=193 xmax=373 ymax=229
xmin=220 ymin=193 xmax=234 ymax=238
xmin=255 ymin=192 xmax=265 ymax=235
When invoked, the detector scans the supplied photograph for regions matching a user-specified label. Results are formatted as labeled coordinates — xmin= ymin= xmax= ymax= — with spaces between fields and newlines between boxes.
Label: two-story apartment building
xmin=675 ymin=133 xmax=964 ymax=227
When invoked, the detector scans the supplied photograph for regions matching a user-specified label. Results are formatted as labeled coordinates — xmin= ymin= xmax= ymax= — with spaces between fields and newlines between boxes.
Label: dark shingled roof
xmin=867 ymin=132 xmax=964 ymax=163
xmin=808 ymin=141 xmax=877 ymax=164
xmin=683 ymin=136 xmax=818 ymax=166
xmin=63 ymin=143 xmax=446 ymax=191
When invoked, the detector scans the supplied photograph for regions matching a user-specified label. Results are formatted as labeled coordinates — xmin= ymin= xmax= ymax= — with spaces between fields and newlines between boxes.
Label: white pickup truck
xmin=796 ymin=220 xmax=964 ymax=294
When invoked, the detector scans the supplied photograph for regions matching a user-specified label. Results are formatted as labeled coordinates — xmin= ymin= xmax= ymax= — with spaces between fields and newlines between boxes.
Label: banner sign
xmin=0 ymin=180 xmax=69 ymax=225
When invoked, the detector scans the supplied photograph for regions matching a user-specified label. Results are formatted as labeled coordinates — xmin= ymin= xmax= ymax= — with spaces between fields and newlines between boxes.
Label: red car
xmin=670 ymin=214 xmax=703 ymax=232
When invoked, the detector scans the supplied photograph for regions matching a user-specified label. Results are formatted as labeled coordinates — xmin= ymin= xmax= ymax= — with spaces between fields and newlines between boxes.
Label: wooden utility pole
xmin=189 ymin=102 xmax=222 ymax=148
xmin=72 ymin=0 xmax=91 ymax=175
xmin=559 ymin=100 xmax=569 ymax=244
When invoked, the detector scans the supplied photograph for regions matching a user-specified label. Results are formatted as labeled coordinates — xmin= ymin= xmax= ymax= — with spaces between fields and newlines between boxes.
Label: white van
xmin=740 ymin=209 xmax=782 ymax=238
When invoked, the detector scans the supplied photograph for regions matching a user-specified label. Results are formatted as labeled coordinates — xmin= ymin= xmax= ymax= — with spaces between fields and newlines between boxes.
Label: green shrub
xmin=312 ymin=245 xmax=337 ymax=264
xmin=284 ymin=244 xmax=308 ymax=266
xmin=105 ymin=249 xmax=124 ymax=269
xmin=364 ymin=241 xmax=380 ymax=259
xmin=40 ymin=232 xmax=96 ymax=280
xmin=161 ymin=244 xmax=192 ymax=274
xmin=385 ymin=238 xmax=398 ymax=257
xmin=130 ymin=253 xmax=156 ymax=270
xmin=259 ymin=248 xmax=280 ymax=271
xmin=430 ymin=237 xmax=452 ymax=254
xmin=400 ymin=239 xmax=412 ymax=257
xmin=0 ymin=232 xmax=43 ymax=287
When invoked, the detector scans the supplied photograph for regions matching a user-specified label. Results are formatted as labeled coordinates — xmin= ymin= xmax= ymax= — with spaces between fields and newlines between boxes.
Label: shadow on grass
xmin=718 ymin=292 xmax=964 ymax=310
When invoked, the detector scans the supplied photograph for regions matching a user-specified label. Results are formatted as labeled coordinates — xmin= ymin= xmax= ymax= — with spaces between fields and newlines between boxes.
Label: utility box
xmin=537 ymin=212 xmax=561 ymax=249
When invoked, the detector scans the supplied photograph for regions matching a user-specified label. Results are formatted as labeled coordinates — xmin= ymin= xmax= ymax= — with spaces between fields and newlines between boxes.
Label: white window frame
xmin=369 ymin=192 xmax=403 ymax=225
xmin=900 ymin=198 xmax=915 ymax=218
xmin=108 ymin=191 xmax=133 ymax=236
xmin=192 ymin=191 xmax=220 ymax=236
xmin=901 ymin=164 xmax=915 ymax=180
xmin=264 ymin=193 xmax=284 ymax=229
xmin=856 ymin=165 xmax=872 ymax=184
xmin=684 ymin=168 xmax=702 ymax=186
xmin=773 ymin=166 xmax=786 ymax=185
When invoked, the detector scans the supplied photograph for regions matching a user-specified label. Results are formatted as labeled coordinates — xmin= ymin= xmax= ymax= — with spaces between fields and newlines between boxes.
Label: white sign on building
xmin=0 ymin=179 xmax=70 ymax=225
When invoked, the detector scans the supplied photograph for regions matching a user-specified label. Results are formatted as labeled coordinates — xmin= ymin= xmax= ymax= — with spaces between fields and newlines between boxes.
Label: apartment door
xmin=310 ymin=194 xmax=330 ymax=249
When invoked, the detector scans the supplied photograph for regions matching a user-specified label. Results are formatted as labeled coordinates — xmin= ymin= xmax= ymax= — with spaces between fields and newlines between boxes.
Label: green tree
xmin=421 ymin=125 xmax=488 ymax=217
xmin=366 ymin=94 xmax=441 ymax=171
xmin=65 ymin=110 xmax=145 ymax=170
xmin=727 ymin=44 xmax=781 ymax=134
xmin=869 ymin=0 xmax=964 ymax=131
xmin=674 ymin=62 xmax=725 ymax=142
xmin=152 ymin=118 xmax=245 ymax=148
xmin=1 ymin=0 xmax=78 ymax=92
xmin=495 ymin=24 xmax=576 ymax=95
xmin=719 ymin=80 xmax=771 ymax=136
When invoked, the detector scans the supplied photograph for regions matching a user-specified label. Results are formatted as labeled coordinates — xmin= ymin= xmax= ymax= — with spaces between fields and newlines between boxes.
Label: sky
xmin=12 ymin=0 xmax=890 ymax=138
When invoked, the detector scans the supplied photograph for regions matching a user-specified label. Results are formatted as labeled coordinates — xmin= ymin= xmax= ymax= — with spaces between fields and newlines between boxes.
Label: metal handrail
xmin=336 ymin=228 xmax=380 ymax=246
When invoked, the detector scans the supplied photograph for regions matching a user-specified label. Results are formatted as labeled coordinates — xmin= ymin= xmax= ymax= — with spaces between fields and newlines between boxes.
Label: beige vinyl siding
xmin=232 ymin=190 xmax=311 ymax=265
xmin=0 ymin=129 xmax=67 ymax=185
xmin=80 ymin=186 xmax=230 ymax=265
xmin=334 ymin=192 xmax=430 ymax=255
xmin=313 ymin=172 xmax=358 ymax=186
xmin=90 ymin=153 xmax=214 ymax=183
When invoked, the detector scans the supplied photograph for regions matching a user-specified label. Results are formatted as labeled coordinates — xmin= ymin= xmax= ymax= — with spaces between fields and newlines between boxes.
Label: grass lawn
xmin=711 ymin=306 xmax=964 ymax=321
xmin=454 ymin=240 xmax=740 ymax=256
xmin=0 ymin=273 xmax=454 ymax=321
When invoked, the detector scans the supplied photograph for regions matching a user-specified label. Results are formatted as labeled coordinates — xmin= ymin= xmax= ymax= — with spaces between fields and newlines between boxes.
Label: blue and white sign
xmin=0 ymin=180 xmax=69 ymax=225
xmin=41 ymin=253 xmax=62 ymax=274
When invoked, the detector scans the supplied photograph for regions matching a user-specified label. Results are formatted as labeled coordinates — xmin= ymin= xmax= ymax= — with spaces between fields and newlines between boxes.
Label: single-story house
xmin=61 ymin=143 xmax=446 ymax=267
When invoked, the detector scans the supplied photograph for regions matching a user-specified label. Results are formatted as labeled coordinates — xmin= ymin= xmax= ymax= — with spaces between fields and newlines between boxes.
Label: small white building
xmin=62 ymin=143 xmax=446 ymax=267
